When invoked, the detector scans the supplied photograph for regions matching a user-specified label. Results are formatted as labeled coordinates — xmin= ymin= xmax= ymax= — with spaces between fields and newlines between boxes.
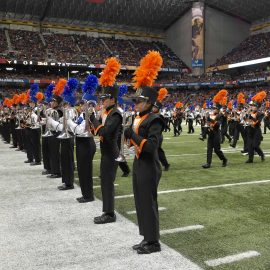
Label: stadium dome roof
xmin=0 ymin=0 xmax=269 ymax=30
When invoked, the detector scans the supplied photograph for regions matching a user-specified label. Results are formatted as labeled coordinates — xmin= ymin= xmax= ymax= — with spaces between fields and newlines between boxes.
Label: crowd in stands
xmin=0 ymin=29 xmax=186 ymax=69
xmin=0 ymin=29 xmax=7 ymax=53
xmin=212 ymin=32 xmax=270 ymax=66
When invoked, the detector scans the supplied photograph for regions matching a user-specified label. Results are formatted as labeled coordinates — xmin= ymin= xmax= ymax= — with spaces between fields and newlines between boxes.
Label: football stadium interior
xmin=1 ymin=0 xmax=270 ymax=269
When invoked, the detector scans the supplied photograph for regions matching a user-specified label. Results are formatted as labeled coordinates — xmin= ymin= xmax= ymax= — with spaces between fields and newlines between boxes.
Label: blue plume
xmin=30 ymin=83 xmax=39 ymax=102
xmin=118 ymin=84 xmax=128 ymax=105
xmin=233 ymin=100 xmax=237 ymax=108
xmin=82 ymin=75 xmax=98 ymax=102
xmin=45 ymin=83 xmax=55 ymax=103
xmin=63 ymin=78 xmax=78 ymax=105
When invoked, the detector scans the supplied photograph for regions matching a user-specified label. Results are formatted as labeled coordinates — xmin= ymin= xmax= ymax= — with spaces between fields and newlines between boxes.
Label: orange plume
xmin=213 ymin=89 xmax=228 ymax=104
xmin=252 ymin=91 xmax=267 ymax=103
xmin=36 ymin=92 xmax=44 ymax=102
xmin=133 ymin=50 xmax=163 ymax=89
xmin=237 ymin=92 xmax=245 ymax=104
xmin=222 ymin=96 xmax=227 ymax=107
xmin=20 ymin=92 xmax=28 ymax=104
xmin=203 ymin=102 xmax=207 ymax=109
xmin=227 ymin=100 xmax=233 ymax=110
xmin=99 ymin=57 xmax=121 ymax=87
xmin=12 ymin=94 xmax=20 ymax=105
xmin=53 ymin=79 xmax=67 ymax=96
xmin=4 ymin=98 xmax=13 ymax=108
xmin=157 ymin=88 xmax=168 ymax=103
xmin=175 ymin=102 xmax=183 ymax=109
xmin=266 ymin=100 xmax=270 ymax=108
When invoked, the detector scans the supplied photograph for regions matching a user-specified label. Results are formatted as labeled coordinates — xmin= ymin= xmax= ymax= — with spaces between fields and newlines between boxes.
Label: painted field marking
xmin=115 ymin=179 xmax=270 ymax=199
xmin=126 ymin=207 xmax=166 ymax=215
xmin=160 ymin=225 xmax=204 ymax=235
xmin=93 ymin=184 xmax=119 ymax=189
xmin=205 ymin=251 xmax=261 ymax=267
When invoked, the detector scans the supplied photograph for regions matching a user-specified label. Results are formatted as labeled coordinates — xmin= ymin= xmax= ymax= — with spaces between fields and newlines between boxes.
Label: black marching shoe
xmin=132 ymin=240 xmax=147 ymax=250
xmin=76 ymin=197 xmax=94 ymax=203
xmin=42 ymin=170 xmax=50 ymax=175
xmin=121 ymin=171 xmax=130 ymax=177
xmin=164 ymin=164 xmax=170 ymax=171
xmin=222 ymin=158 xmax=228 ymax=167
xmin=136 ymin=242 xmax=161 ymax=254
xmin=245 ymin=159 xmax=253 ymax=163
xmin=9 ymin=146 xmax=17 ymax=148
xmin=24 ymin=160 xmax=32 ymax=163
xmin=30 ymin=161 xmax=41 ymax=166
xmin=58 ymin=184 xmax=74 ymax=190
xmin=47 ymin=174 xmax=61 ymax=178
xmin=94 ymin=213 xmax=116 ymax=224
xmin=261 ymin=155 xmax=265 ymax=162
xmin=202 ymin=163 xmax=211 ymax=169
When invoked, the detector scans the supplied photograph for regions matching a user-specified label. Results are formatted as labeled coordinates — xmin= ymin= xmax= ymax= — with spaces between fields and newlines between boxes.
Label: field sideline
xmin=77 ymin=124 xmax=270 ymax=270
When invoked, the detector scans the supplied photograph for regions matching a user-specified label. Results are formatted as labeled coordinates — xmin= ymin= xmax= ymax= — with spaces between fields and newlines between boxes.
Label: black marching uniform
xmin=91 ymin=101 xmax=122 ymax=224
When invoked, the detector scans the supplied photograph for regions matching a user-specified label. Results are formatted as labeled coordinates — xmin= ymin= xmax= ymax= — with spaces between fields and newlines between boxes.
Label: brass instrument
xmin=115 ymin=107 xmax=133 ymax=162
xmin=57 ymin=107 xmax=78 ymax=139
xmin=77 ymin=101 xmax=94 ymax=138
xmin=42 ymin=108 xmax=59 ymax=137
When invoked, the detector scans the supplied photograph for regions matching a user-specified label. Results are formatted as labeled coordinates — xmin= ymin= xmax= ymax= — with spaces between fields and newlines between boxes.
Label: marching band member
xmin=153 ymin=88 xmax=170 ymax=171
xmin=28 ymin=86 xmax=44 ymax=166
xmin=263 ymin=101 xmax=270 ymax=134
xmin=46 ymin=79 xmax=65 ymax=179
xmin=90 ymin=58 xmax=123 ymax=224
xmin=41 ymin=83 xmax=55 ymax=175
xmin=53 ymin=78 xmax=78 ymax=190
xmin=202 ymin=90 xmax=228 ymax=169
xmin=172 ymin=102 xmax=183 ymax=136
xmin=124 ymin=51 xmax=164 ymax=254
xmin=67 ymin=75 xmax=98 ymax=202
xmin=187 ymin=107 xmax=195 ymax=134
xmin=246 ymin=91 xmax=266 ymax=163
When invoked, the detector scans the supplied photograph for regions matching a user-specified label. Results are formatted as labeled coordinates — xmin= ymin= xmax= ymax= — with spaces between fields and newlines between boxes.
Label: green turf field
xmin=77 ymin=124 xmax=270 ymax=270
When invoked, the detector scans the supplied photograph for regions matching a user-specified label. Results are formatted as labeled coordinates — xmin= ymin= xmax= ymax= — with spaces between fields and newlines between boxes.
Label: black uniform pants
xmin=133 ymin=156 xmax=161 ymax=242
xmin=207 ymin=133 xmax=226 ymax=165
xmin=48 ymin=134 xmax=61 ymax=175
xmin=100 ymin=153 xmax=118 ymax=213
xmin=31 ymin=128 xmax=41 ymax=162
xmin=3 ymin=122 xmax=11 ymax=143
xmin=76 ymin=137 xmax=96 ymax=199
xmin=16 ymin=129 xmax=24 ymax=150
xmin=263 ymin=120 xmax=270 ymax=134
xmin=173 ymin=120 xmax=180 ymax=136
xmin=221 ymin=125 xmax=231 ymax=143
xmin=10 ymin=122 xmax=17 ymax=147
xmin=24 ymin=128 xmax=34 ymax=162
xmin=188 ymin=119 xmax=194 ymax=133
xmin=42 ymin=136 xmax=51 ymax=172
xmin=60 ymin=138 xmax=74 ymax=186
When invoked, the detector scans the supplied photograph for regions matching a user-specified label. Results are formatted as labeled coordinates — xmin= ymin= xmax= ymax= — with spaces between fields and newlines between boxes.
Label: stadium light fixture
xmin=71 ymin=70 xmax=79 ymax=74
xmin=228 ymin=57 xmax=270 ymax=69
xmin=6 ymin=67 xmax=13 ymax=71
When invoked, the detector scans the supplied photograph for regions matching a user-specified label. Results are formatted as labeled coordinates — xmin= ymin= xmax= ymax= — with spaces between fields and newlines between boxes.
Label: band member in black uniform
xmin=55 ymin=78 xmax=78 ymax=190
xmin=67 ymin=74 xmax=98 ymax=202
xmin=187 ymin=108 xmax=195 ymax=134
xmin=202 ymin=90 xmax=228 ymax=169
xmin=90 ymin=57 xmax=122 ymax=224
xmin=124 ymin=51 xmax=163 ymax=254
xmin=46 ymin=79 xmax=66 ymax=179
xmin=263 ymin=103 xmax=270 ymax=134
xmin=246 ymin=91 xmax=266 ymax=163
xmin=41 ymin=83 xmax=55 ymax=175
xmin=28 ymin=87 xmax=43 ymax=166
xmin=172 ymin=102 xmax=182 ymax=136
xmin=153 ymin=88 xmax=170 ymax=171
xmin=220 ymin=101 xmax=231 ymax=144
xmin=9 ymin=108 xmax=18 ymax=149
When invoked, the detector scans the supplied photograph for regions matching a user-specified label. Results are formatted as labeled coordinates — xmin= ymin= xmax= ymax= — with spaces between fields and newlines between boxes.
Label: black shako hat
xmin=100 ymin=85 xmax=119 ymax=99
xmin=132 ymin=86 xmax=158 ymax=105
xmin=52 ymin=95 xmax=63 ymax=105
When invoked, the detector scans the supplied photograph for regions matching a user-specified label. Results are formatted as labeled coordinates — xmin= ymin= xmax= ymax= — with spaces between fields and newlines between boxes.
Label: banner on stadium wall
xmin=0 ymin=59 xmax=180 ymax=73
xmin=192 ymin=2 xmax=204 ymax=68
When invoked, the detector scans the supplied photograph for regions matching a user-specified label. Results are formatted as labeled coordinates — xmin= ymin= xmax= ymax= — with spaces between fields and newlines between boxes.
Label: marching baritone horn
xmin=42 ymin=108 xmax=59 ymax=137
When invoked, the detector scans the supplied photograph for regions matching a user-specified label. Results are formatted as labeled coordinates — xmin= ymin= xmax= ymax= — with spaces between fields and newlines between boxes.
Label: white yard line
xmin=127 ymin=207 xmax=167 ymax=215
xmin=93 ymin=184 xmax=119 ymax=189
xmin=115 ymin=179 xmax=270 ymax=199
xmin=205 ymin=251 xmax=261 ymax=267
xmin=160 ymin=225 xmax=204 ymax=235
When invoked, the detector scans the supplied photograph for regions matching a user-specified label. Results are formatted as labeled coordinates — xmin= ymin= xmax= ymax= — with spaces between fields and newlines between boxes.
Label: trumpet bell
xmin=76 ymin=131 xmax=93 ymax=138
xmin=42 ymin=130 xmax=54 ymax=137
xmin=57 ymin=132 xmax=73 ymax=139
xmin=115 ymin=154 xmax=126 ymax=163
